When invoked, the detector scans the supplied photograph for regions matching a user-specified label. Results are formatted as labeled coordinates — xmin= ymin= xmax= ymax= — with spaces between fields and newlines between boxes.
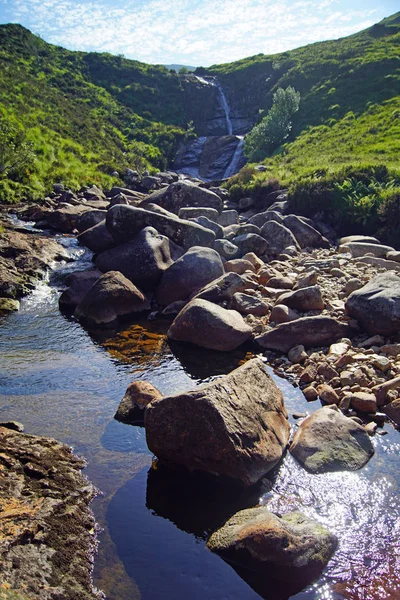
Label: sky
xmin=0 ymin=0 xmax=398 ymax=67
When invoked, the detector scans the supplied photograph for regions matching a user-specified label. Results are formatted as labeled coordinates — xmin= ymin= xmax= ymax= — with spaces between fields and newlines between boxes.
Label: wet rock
xmin=156 ymin=246 xmax=224 ymax=306
xmin=167 ymin=298 xmax=252 ymax=351
xmin=96 ymin=226 xmax=175 ymax=291
xmin=207 ymin=506 xmax=337 ymax=591
xmin=0 ymin=426 xmax=101 ymax=599
xmin=290 ymin=405 xmax=374 ymax=472
xmin=345 ymin=273 xmax=400 ymax=336
xmin=145 ymin=358 xmax=290 ymax=486
xmin=106 ymin=204 xmax=215 ymax=250
xmin=0 ymin=297 xmax=20 ymax=314
xmin=115 ymin=381 xmax=163 ymax=424
xmin=276 ymin=286 xmax=324 ymax=312
xmin=75 ymin=271 xmax=150 ymax=327
xmin=260 ymin=221 xmax=301 ymax=256
xmin=59 ymin=269 xmax=101 ymax=310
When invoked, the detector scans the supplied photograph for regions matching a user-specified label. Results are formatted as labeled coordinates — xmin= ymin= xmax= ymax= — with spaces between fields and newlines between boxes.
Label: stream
xmin=1 ymin=232 xmax=400 ymax=600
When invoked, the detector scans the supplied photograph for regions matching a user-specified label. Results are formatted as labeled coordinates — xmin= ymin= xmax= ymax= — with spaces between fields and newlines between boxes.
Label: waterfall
xmin=216 ymin=84 xmax=233 ymax=136
xmin=224 ymin=137 xmax=244 ymax=179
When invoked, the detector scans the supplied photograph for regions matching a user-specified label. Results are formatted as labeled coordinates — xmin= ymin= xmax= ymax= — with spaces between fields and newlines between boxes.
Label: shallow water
xmin=0 ymin=236 xmax=399 ymax=600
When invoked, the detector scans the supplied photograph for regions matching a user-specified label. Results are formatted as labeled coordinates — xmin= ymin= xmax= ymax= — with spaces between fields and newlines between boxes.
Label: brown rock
xmin=269 ymin=304 xmax=299 ymax=324
xmin=303 ymin=386 xmax=319 ymax=402
xmin=350 ymin=392 xmax=377 ymax=413
xmin=115 ymin=381 xmax=163 ymax=424
xmin=277 ymin=285 xmax=324 ymax=312
xmin=316 ymin=384 xmax=340 ymax=405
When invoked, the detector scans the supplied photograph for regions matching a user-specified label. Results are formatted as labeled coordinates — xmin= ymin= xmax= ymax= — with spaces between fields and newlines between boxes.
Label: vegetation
xmin=244 ymin=86 xmax=300 ymax=160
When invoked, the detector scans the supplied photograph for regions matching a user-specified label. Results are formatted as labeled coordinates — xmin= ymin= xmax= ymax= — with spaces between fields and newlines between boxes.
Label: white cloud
xmin=0 ymin=0 xmax=388 ymax=65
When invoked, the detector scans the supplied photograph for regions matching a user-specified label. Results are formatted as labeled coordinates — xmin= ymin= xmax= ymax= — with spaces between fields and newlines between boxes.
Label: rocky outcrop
xmin=345 ymin=273 xmax=400 ymax=335
xmin=207 ymin=506 xmax=337 ymax=590
xmin=74 ymin=271 xmax=150 ymax=326
xmin=0 ymin=426 xmax=101 ymax=600
xmin=145 ymin=358 xmax=290 ymax=485
xmin=167 ymin=298 xmax=253 ymax=351
xmin=290 ymin=406 xmax=374 ymax=472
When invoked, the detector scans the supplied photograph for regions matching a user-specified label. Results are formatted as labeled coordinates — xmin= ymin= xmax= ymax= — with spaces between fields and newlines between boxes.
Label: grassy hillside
xmin=0 ymin=24 xmax=186 ymax=202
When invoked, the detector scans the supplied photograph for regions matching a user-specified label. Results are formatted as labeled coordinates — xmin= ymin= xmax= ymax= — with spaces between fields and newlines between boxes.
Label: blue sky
xmin=0 ymin=0 xmax=398 ymax=66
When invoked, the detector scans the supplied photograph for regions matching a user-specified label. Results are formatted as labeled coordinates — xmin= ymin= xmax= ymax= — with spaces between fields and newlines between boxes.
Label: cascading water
xmin=224 ymin=137 xmax=244 ymax=178
xmin=215 ymin=83 xmax=233 ymax=136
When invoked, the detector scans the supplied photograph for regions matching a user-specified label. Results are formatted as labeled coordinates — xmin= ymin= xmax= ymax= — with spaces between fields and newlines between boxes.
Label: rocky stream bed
xmin=1 ymin=174 xmax=400 ymax=600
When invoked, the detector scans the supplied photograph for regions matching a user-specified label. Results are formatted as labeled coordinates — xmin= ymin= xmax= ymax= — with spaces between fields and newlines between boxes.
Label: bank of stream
xmin=0 ymin=231 xmax=399 ymax=600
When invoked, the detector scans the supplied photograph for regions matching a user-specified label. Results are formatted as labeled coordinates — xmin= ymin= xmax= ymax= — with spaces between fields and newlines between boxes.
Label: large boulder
xmin=145 ymin=358 xmax=290 ymax=485
xmin=167 ymin=298 xmax=252 ymax=351
xmin=46 ymin=205 xmax=90 ymax=233
xmin=207 ymin=506 xmax=337 ymax=588
xmin=75 ymin=209 xmax=107 ymax=233
xmin=178 ymin=207 xmax=219 ymax=221
xmin=77 ymin=220 xmax=116 ymax=253
xmin=231 ymin=233 xmax=269 ymax=257
xmin=95 ymin=227 xmax=175 ymax=291
xmin=156 ymin=247 xmax=224 ymax=306
xmin=260 ymin=221 xmax=301 ymax=255
xmin=142 ymin=180 xmax=223 ymax=214
xmin=290 ymin=406 xmax=374 ymax=473
xmin=345 ymin=273 xmax=400 ymax=336
xmin=114 ymin=381 xmax=163 ymax=425
xmin=339 ymin=241 xmax=394 ymax=258
xmin=106 ymin=204 xmax=215 ymax=250
xmin=256 ymin=316 xmax=352 ymax=352
xmin=283 ymin=215 xmax=329 ymax=249
xmin=74 ymin=271 xmax=150 ymax=326
xmin=59 ymin=269 xmax=101 ymax=310
xmin=247 ymin=210 xmax=283 ymax=228
xmin=214 ymin=239 xmax=239 ymax=260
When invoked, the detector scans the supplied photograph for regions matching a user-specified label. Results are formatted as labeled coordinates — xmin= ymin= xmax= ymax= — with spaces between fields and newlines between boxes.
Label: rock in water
xmin=167 ymin=298 xmax=252 ymax=351
xmin=74 ymin=271 xmax=150 ymax=326
xmin=145 ymin=358 xmax=290 ymax=486
xmin=345 ymin=272 xmax=400 ymax=336
xmin=0 ymin=426 xmax=101 ymax=599
xmin=156 ymin=246 xmax=224 ymax=306
xmin=207 ymin=506 xmax=337 ymax=594
xmin=290 ymin=405 xmax=374 ymax=473
xmin=115 ymin=381 xmax=163 ymax=424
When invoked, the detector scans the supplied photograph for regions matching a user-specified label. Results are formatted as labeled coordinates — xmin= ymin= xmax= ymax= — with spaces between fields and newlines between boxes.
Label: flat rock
xmin=339 ymin=242 xmax=394 ymax=258
xmin=167 ymin=298 xmax=252 ymax=351
xmin=290 ymin=406 xmax=374 ymax=473
xmin=145 ymin=358 xmax=290 ymax=485
xmin=256 ymin=316 xmax=351 ymax=352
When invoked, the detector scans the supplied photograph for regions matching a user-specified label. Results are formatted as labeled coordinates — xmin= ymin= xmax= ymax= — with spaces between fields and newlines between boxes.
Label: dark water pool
xmin=0 ymin=237 xmax=399 ymax=600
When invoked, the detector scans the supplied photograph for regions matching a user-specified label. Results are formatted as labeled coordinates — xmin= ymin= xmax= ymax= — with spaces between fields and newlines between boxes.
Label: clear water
xmin=1 ymin=237 xmax=399 ymax=600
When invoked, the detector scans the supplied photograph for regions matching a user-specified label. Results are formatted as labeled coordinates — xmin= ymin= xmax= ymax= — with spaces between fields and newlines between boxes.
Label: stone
xmin=316 ymin=384 xmax=340 ymax=405
xmin=371 ymin=356 xmax=391 ymax=373
xmin=317 ymin=363 xmax=339 ymax=382
xmin=193 ymin=272 xmax=249 ymax=304
xmin=299 ymin=364 xmax=318 ymax=384
xmin=225 ymin=258 xmax=255 ymax=275
xmin=269 ymin=304 xmax=299 ymax=324
xmin=242 ymin=252 xmax=264 ymax=272
xmin=283 ymin=215 xmax=329 ymax=249
xmin=156 ymin=247 xmax=224 ymax=306
xmin=328 ymin=340 xmax=351 ymax=357
xmin=231 ymin=293 xmax=270 ymax=316
xmin=295 ymin=271 xmax=319 ymax=289
xmin=190 ymin=216 xmax=224 ymax=239
xmin=343 ymin=278 xmax=363 ymax=294
xmin=338 ymin=235 xmax=380 ymax=245
xmin=382 ymin=399 xmax=400 ymax=426
xmin=381 ymin=344 xmax=400 ymax=357
xmin=355 ymin=256 xmax=400 ymax=273
xmin=167 ymin=298 xmax=253 ymax=351
xmin=345 ymin=273 xmax=400 ymax=336
xmin=213 ymin=239 xmax=239 ymax=260
xmin=115 ymin=381 xmax=163 ymax=424
xmin=143 ymin=180 xmax=223 ymax=214
xmin=75 ymin=209 xmax=107 ymax=233
xmin=106 ymin=204 xmax=215 ymax=250
xmin=178 ymin=207 xmax=219 ymax=221
xmin=59 ymin=269 xmax=101 ymax=310
xmin=290 ymin=406 xmax=374 ymax=473
xmin=231 ymin=233 xmax=269 ymax=257
xmin=74 ymin=271 xmax=150 ymax=327
xmin=96 ymin=226 xmax=175 ymax=291
xmin=386 ymin=250 xmax=400 ymax=263
xmin=276 ymin=286 xmax=324 ymax=312
xmin=288 ymin=345 xmax=307 ymax=364
xmin=350 ymin=392 xmax=377 ymax=413
xmin=248 ymin=210 xmax=283 ymax=228
xmin=267 ymin=276 xmax=294 ymax=290
xmin=145 ymin=358 xmax=290 ymax=486
xmin=256 ymin=316 xmax=352 ymax=352
xmin=207 ymin=506 xmax=337 ymax=590
xmin=46 ymin=204 xmax=90 ymax=232
xmin=303 ymin=386 xmax=319 ymax=402
xmin=339 ymin=242 xmax=394 ymax=258
xmin=77 ymin=220 xmax=116 ymax=253
xmin=0 ymin=297 xmax=20 ymax=314
xmin=218 ymin=210 xmax=239 ymax=226
xmin=260 ymin=220 xmax=301 ymax=255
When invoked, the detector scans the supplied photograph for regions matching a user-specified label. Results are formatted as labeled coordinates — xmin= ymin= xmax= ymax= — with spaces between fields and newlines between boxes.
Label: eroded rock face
xmin=0 ymin=426 xmax=101 ymax=600
xmin=96 ymin=226 xmax=175 ymax=290
xmin=145 ymin=358 xmax=290 ymax=486
xmin=290 ymin=406 xmax=374 ymax=473
xmin=345 ymin=273 xmax=400 ymax=336
xmin=256 ymin=316 xmax=351 ymax=352
xmin=167 ymin=298 xmax=253 ymax=351
xmin=156 ymin=246 xmax=224 ymax=306
xmin=207 ymin=506 xmax=337 ymax=587
xmin=74 ymin=271 xmax=150 ymax=326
